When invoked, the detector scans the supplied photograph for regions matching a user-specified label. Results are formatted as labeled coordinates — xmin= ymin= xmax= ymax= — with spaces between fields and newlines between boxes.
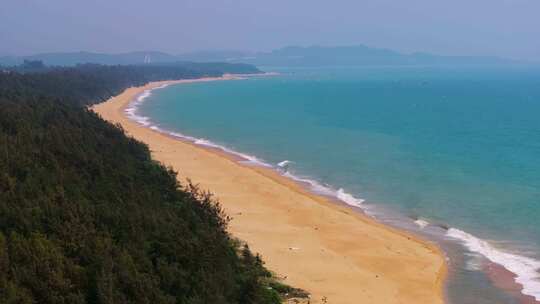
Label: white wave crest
xmin=282 ymin=172 xmax=337 ymax=197
xmin=281 ymin=172 xmax=365 ymax=209
xmin=447 ymin=228 xmax=540 ymax=300
xmin=124 ymin=89 xmax=153 ymax=126
xmin=414 ymin=219 xmax=430 ymax=229
xmin=336 ymin=188 xmax=365 ymax=207
xmin=193 ymin=138 xmax=271 ymax=167
xmin=277 ymin=160 xmax=292 ymax=168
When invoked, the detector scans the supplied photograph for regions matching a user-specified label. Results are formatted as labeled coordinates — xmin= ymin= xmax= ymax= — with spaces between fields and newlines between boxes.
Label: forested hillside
xmin=0 ymin=64 xmax=302 ymax=303
xmin=0 ymin=62 xmax=260 ymax=106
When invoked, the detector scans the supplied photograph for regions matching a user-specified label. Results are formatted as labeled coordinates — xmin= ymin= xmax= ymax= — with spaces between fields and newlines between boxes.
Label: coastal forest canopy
xmin=0 ymin=63 xmax=303 ymax=303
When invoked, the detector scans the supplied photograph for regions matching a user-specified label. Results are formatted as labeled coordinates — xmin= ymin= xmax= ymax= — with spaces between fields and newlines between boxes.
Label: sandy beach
xmin=91 ymin=77 xmax=447 ymax=304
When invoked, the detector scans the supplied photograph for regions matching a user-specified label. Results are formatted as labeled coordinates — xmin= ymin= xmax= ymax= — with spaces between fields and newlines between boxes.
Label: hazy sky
xmin=2 ymin=0 xmax=539 ymax=60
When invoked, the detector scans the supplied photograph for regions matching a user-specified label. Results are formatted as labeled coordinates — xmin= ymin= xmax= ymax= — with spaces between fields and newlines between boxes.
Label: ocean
xmin=132 ymin=66 xmax=540 ymax=303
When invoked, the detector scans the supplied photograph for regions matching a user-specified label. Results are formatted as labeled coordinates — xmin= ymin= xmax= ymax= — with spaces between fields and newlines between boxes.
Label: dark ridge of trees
xmin=0 ymin=62 xmax=261 ymax=107
xmin=0 ymin=64 xmax=302 ymax=304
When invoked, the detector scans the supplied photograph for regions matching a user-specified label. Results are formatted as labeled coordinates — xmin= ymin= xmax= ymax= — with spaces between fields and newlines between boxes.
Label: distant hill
xmin=175 ymin=50 xmax=253 ymax=63
xmin=175 ymin=45 xmax=518 ymax=66
xmin=1 ymin=46 xmax=520 ymax=67
xmin=236 ymin=46 xmax=517 ymax=66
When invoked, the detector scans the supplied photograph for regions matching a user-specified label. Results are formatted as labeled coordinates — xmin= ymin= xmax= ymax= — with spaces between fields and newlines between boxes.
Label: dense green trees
xmin=0 ymin=64 xmax=301 ymax=303
xmin=0 ymin=62 xmax=260 ymax=107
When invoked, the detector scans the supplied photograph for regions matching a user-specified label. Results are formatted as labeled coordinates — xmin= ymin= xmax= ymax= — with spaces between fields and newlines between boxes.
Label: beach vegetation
xmin=0 ymin=64 xmax=303 ymax=304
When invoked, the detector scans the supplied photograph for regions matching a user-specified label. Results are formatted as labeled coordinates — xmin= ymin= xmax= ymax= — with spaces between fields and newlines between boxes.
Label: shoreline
xmin=91 ymin=77 xmax=447 ymax=304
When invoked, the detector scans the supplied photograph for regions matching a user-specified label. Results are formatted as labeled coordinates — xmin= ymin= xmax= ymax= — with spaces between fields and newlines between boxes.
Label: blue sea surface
xmin=137 ymin=66 xmax=540 ymax=303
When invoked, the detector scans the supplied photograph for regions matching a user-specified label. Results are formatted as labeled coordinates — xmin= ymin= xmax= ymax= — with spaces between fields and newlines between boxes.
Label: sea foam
xmin=282 ymin=172 xmax=366 ymax=209
xmin=125 ymin=89 xmax=154 ymax=126
xmin=414 ymin=218 xmax=430 ymax=229
xmin=277 ymin=160 xmax=292 ymax=168
xmin=336 ymin=188 xmax=365 ymax=207
xmin=447 ymin=228 xmax=540 ymax=301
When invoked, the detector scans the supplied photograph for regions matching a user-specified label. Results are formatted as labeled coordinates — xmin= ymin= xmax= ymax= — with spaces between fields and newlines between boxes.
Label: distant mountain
xmin=176 ymin=46 xmax=519 ymax=66
xmin=236 ymin=45 xmax=516 ymax=66
xmin=1 ymin=46 xmax=520 ymax=67
xmin=175 ymin=50 xmax=253 ymax=62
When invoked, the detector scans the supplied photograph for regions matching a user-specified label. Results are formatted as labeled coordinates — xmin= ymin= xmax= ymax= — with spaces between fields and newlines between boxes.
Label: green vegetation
xmin=0 ymin=64 xmax=303 ymax=303
xmin=0 ymin=62 xmax=260 ymax=106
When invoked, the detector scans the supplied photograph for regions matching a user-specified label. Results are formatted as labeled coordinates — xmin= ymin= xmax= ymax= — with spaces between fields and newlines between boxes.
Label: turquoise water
xmin=136 ymin=66 xmax=540 ymax=303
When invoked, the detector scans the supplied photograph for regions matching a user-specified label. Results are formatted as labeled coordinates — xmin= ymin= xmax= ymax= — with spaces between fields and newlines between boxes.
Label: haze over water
xmin=135 ymin=65 xmax=540 ymax=303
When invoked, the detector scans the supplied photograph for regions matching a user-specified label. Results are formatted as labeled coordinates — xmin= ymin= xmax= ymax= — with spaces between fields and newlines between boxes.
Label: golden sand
xmin=91 ymin=78 xmax=447 ymax=304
